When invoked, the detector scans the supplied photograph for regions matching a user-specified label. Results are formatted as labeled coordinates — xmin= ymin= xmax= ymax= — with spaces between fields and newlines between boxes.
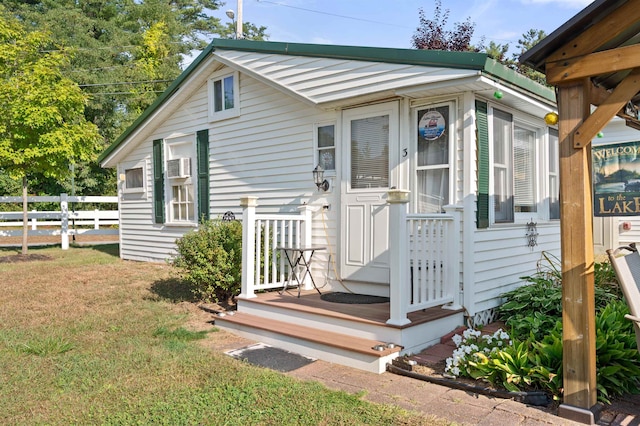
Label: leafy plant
xmin=171 ymin=219 xmax=243 ymax=303
xmin=18 ymin=336 xmax=74 ymax=356
xmin=497 ymin=252 xmax=619 ymax=341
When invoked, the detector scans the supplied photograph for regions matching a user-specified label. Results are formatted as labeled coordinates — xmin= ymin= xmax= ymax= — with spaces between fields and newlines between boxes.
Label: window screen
xmin=350 ymin=115 xmax=389 ymax=189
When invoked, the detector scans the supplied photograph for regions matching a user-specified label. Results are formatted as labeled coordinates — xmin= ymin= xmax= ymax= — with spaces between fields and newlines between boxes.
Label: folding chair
xmin=606 ymin=243 xmax=640 ymax=351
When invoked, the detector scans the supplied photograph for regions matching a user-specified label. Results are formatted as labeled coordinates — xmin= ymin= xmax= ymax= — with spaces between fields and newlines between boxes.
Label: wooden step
xmin=215 ymin=311 xmax=401 ymax=358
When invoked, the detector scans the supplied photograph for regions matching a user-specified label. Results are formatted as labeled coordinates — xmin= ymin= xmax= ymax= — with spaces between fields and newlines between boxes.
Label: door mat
xmin=320 ymin=292 xmax=390 ymax=304
xmin=225 ymin=343 xmax=316 ymax=372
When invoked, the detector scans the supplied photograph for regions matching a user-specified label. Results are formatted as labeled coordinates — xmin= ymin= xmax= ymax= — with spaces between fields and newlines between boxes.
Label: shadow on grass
xmin=149 ymin=277 xmax=199 ymax=303
xmin=83 ymin=243 xmax=119 ymax=257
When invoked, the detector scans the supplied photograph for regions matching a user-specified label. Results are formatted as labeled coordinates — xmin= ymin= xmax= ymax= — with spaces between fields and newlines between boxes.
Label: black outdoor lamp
xmin=313 ymin=165 xmax=329 ymax=191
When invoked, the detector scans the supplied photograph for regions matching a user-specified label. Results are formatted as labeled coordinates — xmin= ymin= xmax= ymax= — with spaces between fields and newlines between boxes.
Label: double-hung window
xmin=416 ymin=105 xmax=451 ymax=213
xmin=315 ymin=123 xmax=336 ymax=172
xmin=548 ymin=128 xmax=560 ymax=219
xmin=491 ymin=107 xmax=541 ymax=223
xmin=166 ymin=136 xmax=195 ymax=224
xmin=208 ymin=70 xmax=239 ymax=121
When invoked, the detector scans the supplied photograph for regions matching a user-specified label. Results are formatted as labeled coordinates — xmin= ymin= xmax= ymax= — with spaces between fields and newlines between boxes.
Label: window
xmin=165 ymin=136 xmax=196 ymax=224
xmin=123 ymin=166 xmax=144 ymax=193
xmin=351 ymin=115 xmax=389 ymax=189
xmin=171 ymin=184 xmax=195 ymax=222
xmin=208 ymin=70 xmax=239 ymax=121
xmin=491 ymin=107 xmax=541 ymax=223
xmin=416 ymin=105 xmax=450 ymax=213
xmin=316 ymin=124 xmax=335 ymax=172
xmin=548 ymin=128 xmax=560 ymax=219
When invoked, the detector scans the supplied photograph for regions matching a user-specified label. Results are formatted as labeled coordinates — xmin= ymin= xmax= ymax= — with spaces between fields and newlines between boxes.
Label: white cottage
xmin=99 ymin=39 xmax=562 ymax=373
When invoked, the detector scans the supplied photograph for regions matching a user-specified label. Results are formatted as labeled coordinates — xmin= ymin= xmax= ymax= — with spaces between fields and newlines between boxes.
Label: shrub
xmin=497 ymin=252 xmax=619 ymax=341
xmin=448 ymin=301 xmax=640 ymax=403
xmin=171 ymin=219 xmax=242 ymax=303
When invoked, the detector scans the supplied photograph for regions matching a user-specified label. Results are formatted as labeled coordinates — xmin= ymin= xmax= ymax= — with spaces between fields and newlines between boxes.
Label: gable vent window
xmin=208 ymin=70 xmax=240 ymax=121
xmin=167 ymin=158 xmax=191 ymax=179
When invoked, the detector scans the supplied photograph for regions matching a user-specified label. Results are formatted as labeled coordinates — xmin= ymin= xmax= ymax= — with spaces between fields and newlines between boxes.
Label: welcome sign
xmin=593 ymin=141 xmax=640 ymax=216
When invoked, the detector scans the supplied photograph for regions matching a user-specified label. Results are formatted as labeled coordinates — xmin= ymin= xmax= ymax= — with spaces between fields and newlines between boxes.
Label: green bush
xmin=497 ymin=252 xmax=618 ymax=341
xmin=171 ymin=219 xmax=242 ymax=303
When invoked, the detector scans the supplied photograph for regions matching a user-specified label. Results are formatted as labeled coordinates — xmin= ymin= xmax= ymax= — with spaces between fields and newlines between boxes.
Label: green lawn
xmin=0 ymin=244 xmax=446 ymax=425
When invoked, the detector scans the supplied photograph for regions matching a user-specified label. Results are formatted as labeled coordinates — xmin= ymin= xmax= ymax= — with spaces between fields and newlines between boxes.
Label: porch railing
xmin=239 ymin=196 xmax=313 ymax=299
xmin=388 ymin=190 xmax=462 ymax=325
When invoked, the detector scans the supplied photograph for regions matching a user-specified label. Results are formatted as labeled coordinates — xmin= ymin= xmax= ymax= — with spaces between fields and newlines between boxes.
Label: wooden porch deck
xmin=243 ymin=289 xmax=463 ymax=328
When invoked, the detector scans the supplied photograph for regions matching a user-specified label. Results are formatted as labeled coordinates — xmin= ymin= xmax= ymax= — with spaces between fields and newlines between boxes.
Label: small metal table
xmin=277 ymin=246 xmax=326 ymax=297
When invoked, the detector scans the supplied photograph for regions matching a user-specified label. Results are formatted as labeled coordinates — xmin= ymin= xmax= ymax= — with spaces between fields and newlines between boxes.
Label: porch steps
xmin=215 ymin=311 xmax=402 ymax=374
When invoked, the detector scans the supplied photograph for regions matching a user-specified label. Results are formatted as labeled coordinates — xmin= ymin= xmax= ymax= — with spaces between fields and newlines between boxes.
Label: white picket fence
xmin=0 ymin=193 xmax=118 ymax=249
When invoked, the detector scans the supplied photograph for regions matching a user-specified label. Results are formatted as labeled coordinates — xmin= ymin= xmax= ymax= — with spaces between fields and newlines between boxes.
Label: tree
xmin=3 ymin=0 xmax=267 ymax=198
xmin=0 ymin=8 xmax=103 ymax=254
xmin=511 ymin=29 xmax=547 ymax=85
xmin=412 ymin=0 xmax=477 ymax=52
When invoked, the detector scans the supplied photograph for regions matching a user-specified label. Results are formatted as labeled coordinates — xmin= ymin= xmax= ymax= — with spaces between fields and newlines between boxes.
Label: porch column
xmin=387 ymin=189 xmax=411 ymax=326
xmin=443 ymin=205 xmax=463 ymax=310
xmin=298 ymin=203 xmax=313 ymax=290
xmin=239 ymin=196 xmax=258 ymax=299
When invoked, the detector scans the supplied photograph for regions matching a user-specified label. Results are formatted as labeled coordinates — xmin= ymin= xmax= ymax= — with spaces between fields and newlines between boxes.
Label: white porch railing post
xmin=443 ymin=205 xmax=463 ymax=310
xmin=298 ymin=204 xmax=314 ymax=290
xmin=239 ymin=196 xmax=258 ymax=299
xmin=387 ymin=189 xmax=411 ymax=326
xmin=60 ymin=193 xmax=69 ymax=250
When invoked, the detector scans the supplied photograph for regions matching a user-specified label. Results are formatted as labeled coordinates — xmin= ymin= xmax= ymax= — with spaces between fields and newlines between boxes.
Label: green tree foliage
xmin=3 ymin=0 xmax=267 ymax=197
xmin=412 ymin=0 xmax=477 ymax=52
xmin=0 ymin=8 xmax=103 ymax=253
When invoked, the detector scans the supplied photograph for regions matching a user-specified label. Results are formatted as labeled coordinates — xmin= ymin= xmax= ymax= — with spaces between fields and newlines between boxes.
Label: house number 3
xmin=402 ymin=148 xmax=408 ymax=157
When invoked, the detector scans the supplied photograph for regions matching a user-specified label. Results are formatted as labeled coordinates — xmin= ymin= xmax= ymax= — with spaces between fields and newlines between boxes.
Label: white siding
xmin=215 ymin=50 xmax=478 ymax=106
xmin=117 ymin=68 xmax=338 ymax=263
xmin=471 ymin=224 xmax=561 ymax=315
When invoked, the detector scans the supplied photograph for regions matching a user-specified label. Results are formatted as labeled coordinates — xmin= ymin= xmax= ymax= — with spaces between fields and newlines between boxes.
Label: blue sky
xmin=213 ymin=0 xmax=593 ymax=52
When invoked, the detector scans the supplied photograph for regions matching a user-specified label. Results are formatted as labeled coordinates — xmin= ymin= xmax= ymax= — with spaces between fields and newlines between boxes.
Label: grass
xmin=0 ymin=244 xmax=447 ymax=425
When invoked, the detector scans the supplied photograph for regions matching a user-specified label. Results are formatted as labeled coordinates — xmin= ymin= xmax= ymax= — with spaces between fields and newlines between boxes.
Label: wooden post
xmin=239 ymin=196 xmax=258 ymax=299
xmin=556 ymin=82 xmax=599 ymax=423
xmin=386 ymin=189 xmax=411 ymax=326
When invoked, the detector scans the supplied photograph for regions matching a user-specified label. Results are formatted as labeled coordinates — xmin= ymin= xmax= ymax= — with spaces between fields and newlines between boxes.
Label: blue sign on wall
xmin=593 ymin=141 xmax=640 ymax=216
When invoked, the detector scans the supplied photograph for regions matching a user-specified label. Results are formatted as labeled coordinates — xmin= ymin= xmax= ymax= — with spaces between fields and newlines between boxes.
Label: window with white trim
xmin=208 ymin=70 xmax=239 ymax=121
xmin=121 ymin=160 xmax=146 ymax=195
xmin=415 ymin=104 xmax=451 ymax=213
xmin=165 ymin=136 xmax=196 ymax=224
xmin=315 ymin=123 xmax=336 ymax=172
xmin=548 ymin=128 xmax=560 ymax=219
xmin=490 ymin=107 xmax=543 ymax=223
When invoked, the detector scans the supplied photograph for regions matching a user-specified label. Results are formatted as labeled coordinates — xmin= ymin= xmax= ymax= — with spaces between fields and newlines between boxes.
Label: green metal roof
xmin=99 ymin=39 xmax=556 ymax=165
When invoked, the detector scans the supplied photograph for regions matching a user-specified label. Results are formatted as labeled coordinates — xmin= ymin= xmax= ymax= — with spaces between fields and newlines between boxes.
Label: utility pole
xmin=237 ymin=0 xmax=243 ymax=39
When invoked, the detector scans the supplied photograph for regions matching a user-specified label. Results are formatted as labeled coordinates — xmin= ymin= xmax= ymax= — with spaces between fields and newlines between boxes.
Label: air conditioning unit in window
xmin=167 ymin=158 xmax=191 ymax=179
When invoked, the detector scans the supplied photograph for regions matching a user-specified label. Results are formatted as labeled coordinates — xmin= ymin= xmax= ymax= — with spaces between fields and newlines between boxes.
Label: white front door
xmin=340 ymin=102 xmax=399 ymax=283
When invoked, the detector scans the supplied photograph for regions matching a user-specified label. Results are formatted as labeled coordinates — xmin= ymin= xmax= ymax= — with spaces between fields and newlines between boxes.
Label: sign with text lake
xmin=593 ymin=141 xmax=640 ymax=216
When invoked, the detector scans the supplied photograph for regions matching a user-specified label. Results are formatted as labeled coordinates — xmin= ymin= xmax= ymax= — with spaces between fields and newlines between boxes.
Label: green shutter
xmin=152 ymin=139 xmax=165 ymax=224
xmin=476 ymin=101 xmax=489 ymax=229
xmin=196 ymin=129 xmax=210 ymax=222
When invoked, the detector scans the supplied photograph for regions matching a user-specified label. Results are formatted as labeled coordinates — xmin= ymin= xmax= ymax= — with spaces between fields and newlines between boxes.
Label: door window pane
xmin=351 ymin=115 xmax=389 ymax=189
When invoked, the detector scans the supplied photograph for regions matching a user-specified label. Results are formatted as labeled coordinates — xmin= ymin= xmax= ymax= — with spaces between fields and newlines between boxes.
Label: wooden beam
xmin=547 ymin=44 xmax=640 ymax=84
xmin=587 ymin=82 xmax=610 ymax=107
xmin=557 ymin=82 xmax=598 ymax=417
xmin=548 ymin=0 xmax=640 ymax=63
xmin=573 ymin=68 xmax=640 ymax=147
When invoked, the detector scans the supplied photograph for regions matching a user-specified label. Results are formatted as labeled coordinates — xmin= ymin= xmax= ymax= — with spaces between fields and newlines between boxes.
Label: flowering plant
xmin=445 ymin=328 xmax=512 ymax=378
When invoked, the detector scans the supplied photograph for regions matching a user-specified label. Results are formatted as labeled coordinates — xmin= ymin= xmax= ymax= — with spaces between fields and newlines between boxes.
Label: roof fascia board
xmin=212 ymin=39 xmax=489 ymax=70
xmin=478 ymin=75 xmax=557 ymax=113
xmin=481 ymin=58 xmax=556 ymax=103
